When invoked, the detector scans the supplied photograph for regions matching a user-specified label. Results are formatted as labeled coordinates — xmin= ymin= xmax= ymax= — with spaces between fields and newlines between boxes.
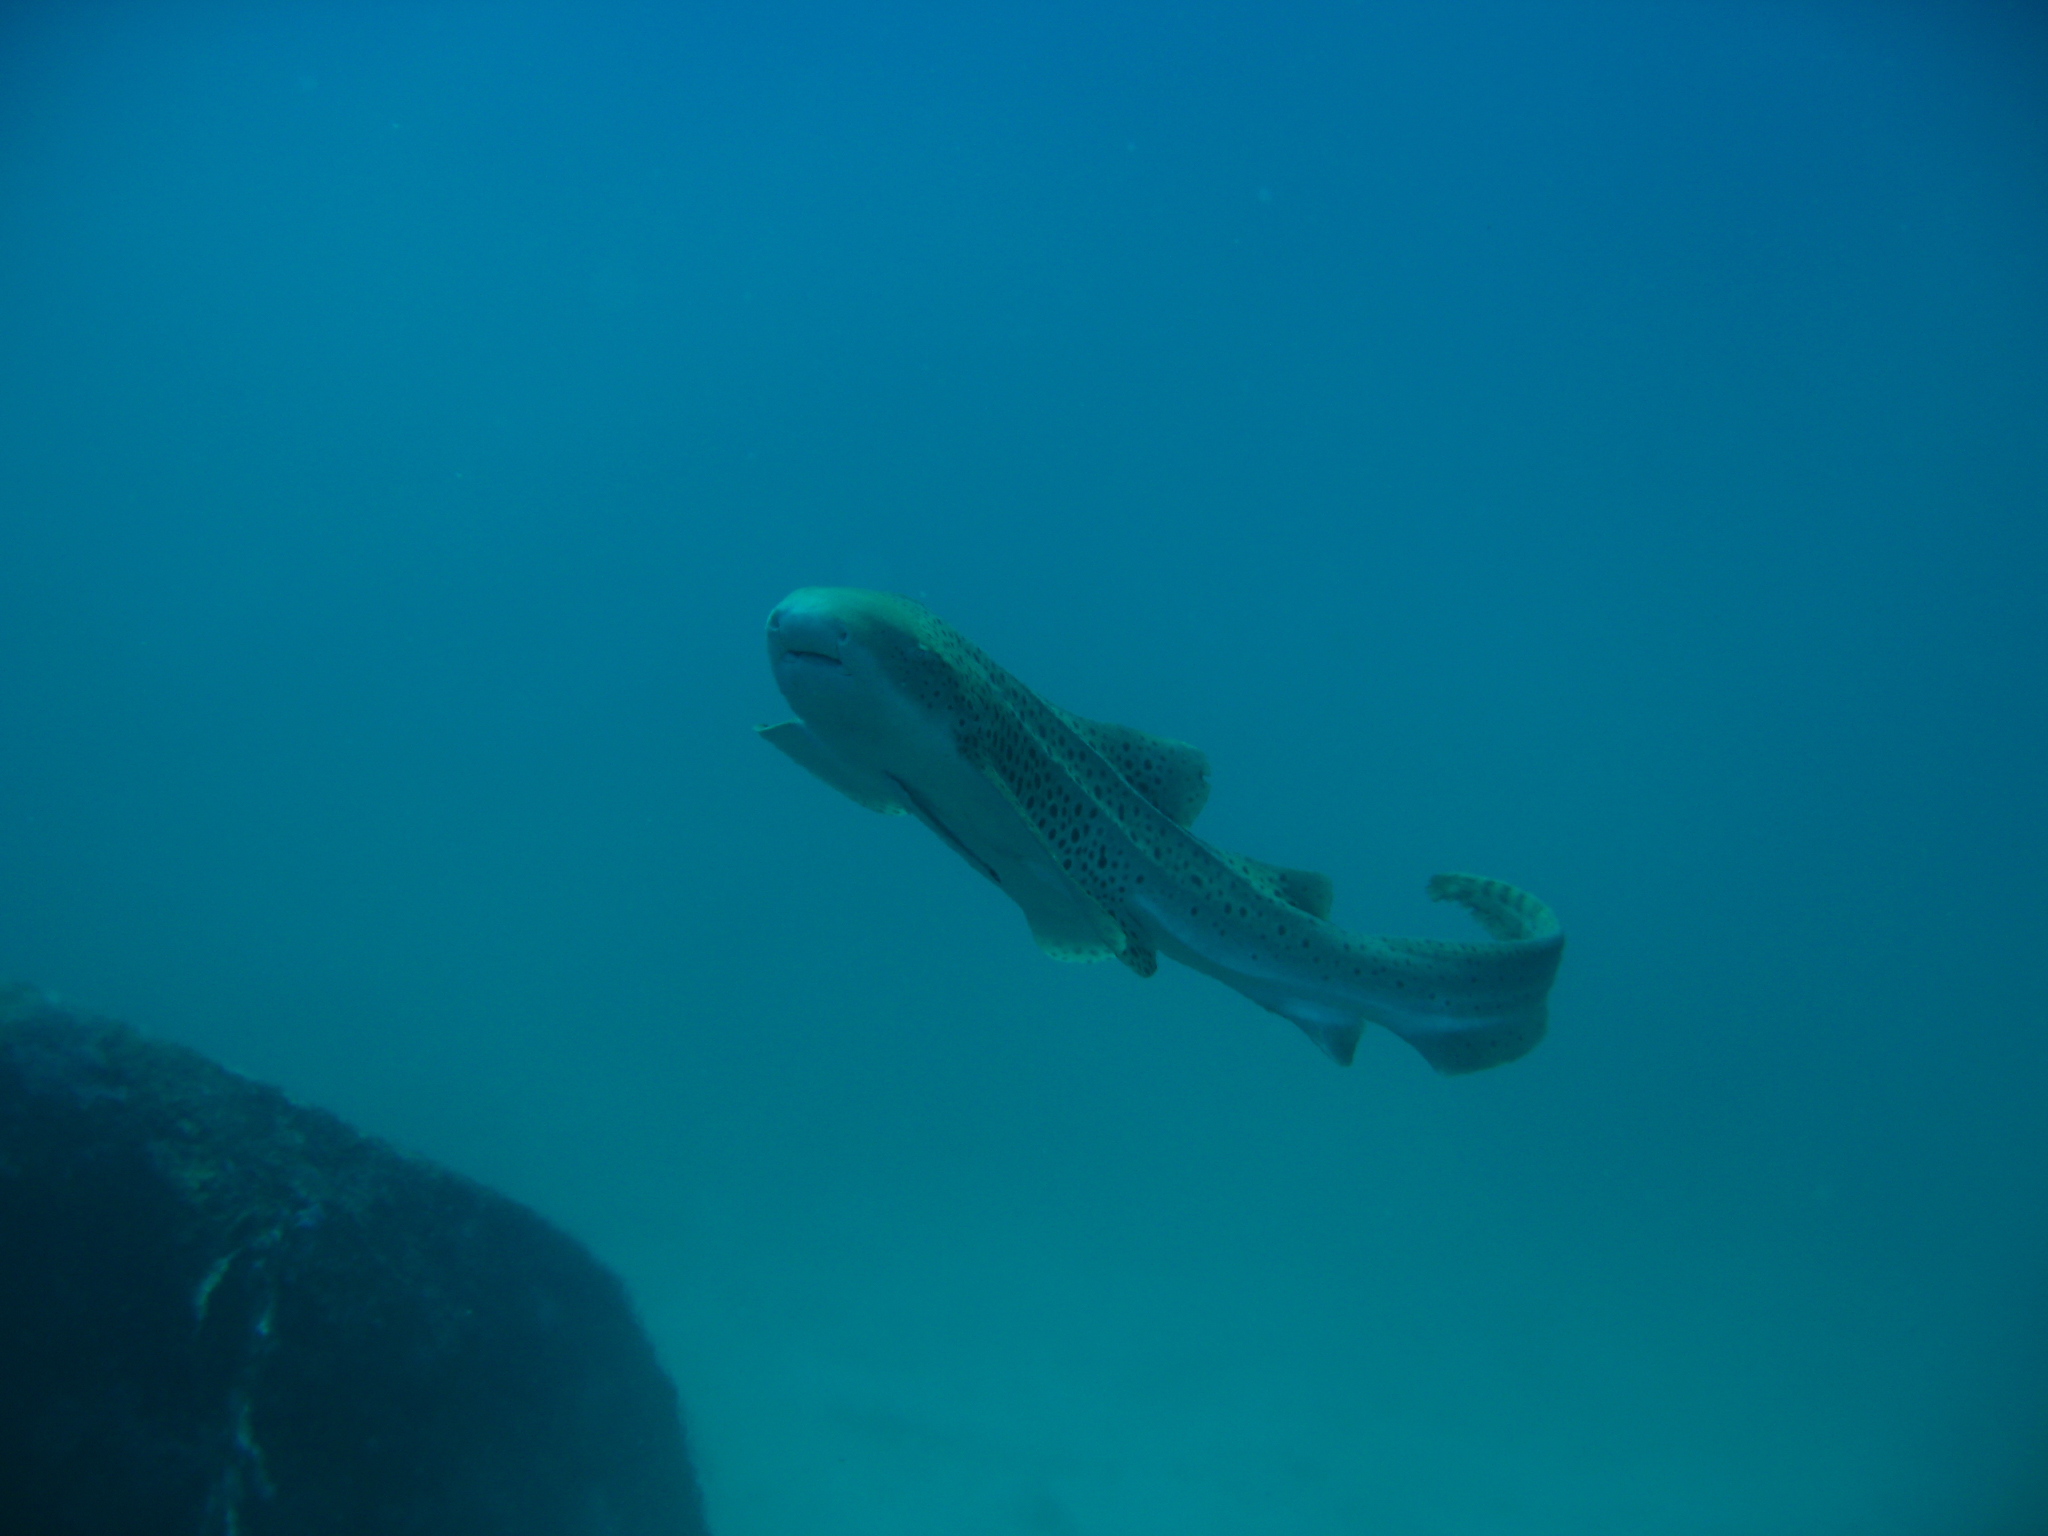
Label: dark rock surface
xmin=0 ymin=984 xmax=711 ymax=1536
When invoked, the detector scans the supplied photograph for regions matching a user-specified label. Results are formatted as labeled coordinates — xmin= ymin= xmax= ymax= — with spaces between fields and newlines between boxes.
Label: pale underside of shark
xmin=759 ymin=587 xmax=1563 ymax=1073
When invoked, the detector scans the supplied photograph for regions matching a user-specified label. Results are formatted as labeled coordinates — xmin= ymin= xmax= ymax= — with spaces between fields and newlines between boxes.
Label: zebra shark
xmin=759 ymin=587 xmax=1563 ymax=1072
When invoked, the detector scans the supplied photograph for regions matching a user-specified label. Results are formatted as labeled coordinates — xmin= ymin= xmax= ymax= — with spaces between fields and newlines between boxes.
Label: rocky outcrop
xmin=0 ymin=985 xmax=710 ymax=1536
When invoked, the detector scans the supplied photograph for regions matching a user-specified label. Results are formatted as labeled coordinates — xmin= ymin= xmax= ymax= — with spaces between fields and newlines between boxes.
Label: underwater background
xmin=2 ymin=2 xmax=2044 ymax=1532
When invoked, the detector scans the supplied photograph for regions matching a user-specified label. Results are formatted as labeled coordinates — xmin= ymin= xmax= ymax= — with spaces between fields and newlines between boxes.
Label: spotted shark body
xmin=760 ymin=587 xmax=1563 ymax=1072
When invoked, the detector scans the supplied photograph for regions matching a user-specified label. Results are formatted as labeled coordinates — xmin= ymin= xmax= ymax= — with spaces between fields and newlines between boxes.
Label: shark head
xmin=766 ymin=587 xmax=960 ymax=739
xmin=762 ymin=587 xmax=991 ymax=820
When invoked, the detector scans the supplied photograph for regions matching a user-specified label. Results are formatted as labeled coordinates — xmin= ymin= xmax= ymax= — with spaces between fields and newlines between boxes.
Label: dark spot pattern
xmin=869 ymin=601 xmax=1377 ymax=981
xmin=856 ymin=593 xmax=1563 ymax=1067
xmin=1059 ymin=716 xmax=1211 ymax=827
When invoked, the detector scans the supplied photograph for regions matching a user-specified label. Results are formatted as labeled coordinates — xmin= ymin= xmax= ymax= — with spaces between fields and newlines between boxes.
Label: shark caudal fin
xmin=1426 ymin=872 xmax=1562 ymax=942
xmin=1375 ymin=994 xmax=1550 ymax=1074
xmin=1363 ymin=875 xmax=1564 ymax=1074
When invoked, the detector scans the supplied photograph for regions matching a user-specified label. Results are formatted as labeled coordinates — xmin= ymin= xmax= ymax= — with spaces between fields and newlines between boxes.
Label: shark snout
xmin=766 ymin=591 xmax=852 ymax=670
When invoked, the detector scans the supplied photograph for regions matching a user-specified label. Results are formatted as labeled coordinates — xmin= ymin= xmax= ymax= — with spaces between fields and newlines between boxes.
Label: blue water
xmin=3 ymin=3 xmax=2044 ymax=1531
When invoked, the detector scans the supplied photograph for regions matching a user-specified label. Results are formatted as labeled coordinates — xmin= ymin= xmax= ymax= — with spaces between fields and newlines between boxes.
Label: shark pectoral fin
xmin=890 ymin=777 xmax=1004 ymax=886
xmin=1010 ymin=863 xmax=1126 ymax=962
xmin=967 ymin=765 xmax=1136 ymax=962
xmin=1015 ymin=856 xmax=1129 ymax=962
xmin=1031 ymin=928 xmax=1121 ymax=962
xmin=1059 ymin=711 xmax=1212 ymax=827
xmin=758 ymin=722 xmax=907 ymax=814
xmin=1117 ymin=941 xmax=1158 ymax=978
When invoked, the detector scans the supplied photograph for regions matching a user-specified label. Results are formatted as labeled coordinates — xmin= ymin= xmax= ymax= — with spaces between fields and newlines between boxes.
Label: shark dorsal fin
xmin=1222 ymin=853 xmax=1336 ymax=920
xmin=1059 ymin=712 xmax=1212 ymax=827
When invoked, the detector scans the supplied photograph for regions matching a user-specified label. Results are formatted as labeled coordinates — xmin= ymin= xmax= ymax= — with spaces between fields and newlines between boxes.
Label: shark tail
xmin=1376 ymin=994 xmax=1551 ymax=1075
xmin=1365 ymin=874 xmax=1565 ymax=1075
xmin=1427 ymin=872 xmax=1561 ymax=942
